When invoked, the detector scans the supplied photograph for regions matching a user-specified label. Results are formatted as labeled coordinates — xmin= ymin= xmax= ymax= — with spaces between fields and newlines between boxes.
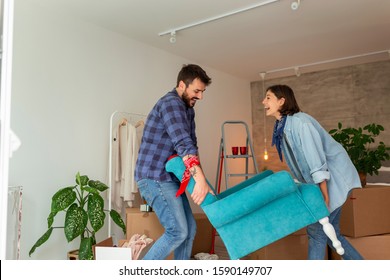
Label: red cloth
xmin=173 ymin=155 xmax=200 ymax=197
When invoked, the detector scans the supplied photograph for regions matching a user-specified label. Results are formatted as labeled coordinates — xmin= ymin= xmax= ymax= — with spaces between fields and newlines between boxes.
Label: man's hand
xmin=183 ymin=155 xmax=213 ymax=205
xmin=191 ymin=176 xmax=213 ymax=205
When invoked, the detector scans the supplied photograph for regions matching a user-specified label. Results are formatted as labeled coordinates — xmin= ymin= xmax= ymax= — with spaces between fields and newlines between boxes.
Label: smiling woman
xmin=262 ymin=84 xmax=364 ymax=260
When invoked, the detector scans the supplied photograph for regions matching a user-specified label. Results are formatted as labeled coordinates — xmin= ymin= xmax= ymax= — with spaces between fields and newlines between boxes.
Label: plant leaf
xmin=82 ymin=186 xmax=99 ymax=195
xmin=64 ymin=204 xmax=88 ymax=242
xmin=51 ymin=187 xmax=77 ymax=213
xmin=88 ymin=194 xmax=105 ymax=232
xmin=76 ymin=172 xmax=89 ymax=187
xmin=29 ymin=227 xmax=54 ymax=256
xmin=47 ymin=211 xmax=57 ymax=228
xmin=88 ymin=180 xmax=108 ymax=192
xmin=110 ymin=209 xmax=126 ymax=234
xmin=78 ymin=237 xmax=94 ymax=260
xmin=330 ymin=122 xmax=390 ymax=175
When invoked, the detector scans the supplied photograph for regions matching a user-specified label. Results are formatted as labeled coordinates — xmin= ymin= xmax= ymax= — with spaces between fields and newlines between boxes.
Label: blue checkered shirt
xmin=135 ymin=89 xmax=198 ymax=182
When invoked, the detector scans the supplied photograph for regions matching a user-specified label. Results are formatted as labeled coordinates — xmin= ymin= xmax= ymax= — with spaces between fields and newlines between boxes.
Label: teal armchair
xmin=166 ymin=156 xmax=344 ymax=260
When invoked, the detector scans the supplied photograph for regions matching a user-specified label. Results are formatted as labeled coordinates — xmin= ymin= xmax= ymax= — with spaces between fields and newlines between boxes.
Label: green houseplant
xmin=29 ymin=172 xmax=126 ymax=260
xmin=329 ymin=123 xmax=390 ymax=186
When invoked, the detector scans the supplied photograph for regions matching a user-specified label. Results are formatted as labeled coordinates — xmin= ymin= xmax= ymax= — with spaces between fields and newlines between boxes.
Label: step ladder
xmin=210 ymin=120 xmax=259 ymax=255
xmin=215 ymin=120 xmax=259 ymax=191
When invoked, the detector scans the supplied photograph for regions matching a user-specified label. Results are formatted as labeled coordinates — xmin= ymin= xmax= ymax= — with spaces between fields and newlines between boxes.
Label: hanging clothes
xmin=112 ymin=119 xmax=144 ymax=211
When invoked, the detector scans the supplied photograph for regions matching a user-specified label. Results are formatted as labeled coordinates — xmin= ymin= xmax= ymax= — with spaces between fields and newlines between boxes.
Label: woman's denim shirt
xmin=281 ymin=112 xmax=361 ymax=212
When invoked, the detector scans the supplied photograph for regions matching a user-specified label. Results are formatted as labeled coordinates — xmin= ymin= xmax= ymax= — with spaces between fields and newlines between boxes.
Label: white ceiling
xmin=33 ymin=0 xmax=390 ymax=81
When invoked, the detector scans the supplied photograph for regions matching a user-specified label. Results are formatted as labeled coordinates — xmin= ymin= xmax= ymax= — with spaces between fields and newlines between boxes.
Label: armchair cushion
xmin=203 ymin=171 xmax=298 ymax=228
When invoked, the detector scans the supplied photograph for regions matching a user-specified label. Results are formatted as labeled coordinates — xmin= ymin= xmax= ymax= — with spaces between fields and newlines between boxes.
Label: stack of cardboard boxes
xmin=93 ymin=185 xmax=389 ymax=260
xmin=332 ymin=185 xmax=390 ymax=260
xmin=243 ymin=185 xmax=390 ymax=260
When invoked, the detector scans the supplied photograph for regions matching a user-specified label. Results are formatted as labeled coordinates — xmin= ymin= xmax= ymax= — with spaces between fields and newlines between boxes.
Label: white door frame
xmin=0 ymin=0 xmax=15 ymax=260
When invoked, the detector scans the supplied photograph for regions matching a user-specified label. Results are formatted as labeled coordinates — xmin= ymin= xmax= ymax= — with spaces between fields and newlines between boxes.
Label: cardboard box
xmin=93 ymin=237 xmax=132 ymax=260
xmin=67 ymin=249 xmax=79 ymax=260
xmin=67 ymin=238 xmax=130 ymax=260
xmin=242 ymin=233 xmax=310 ymax=260
xmin=340 ymin=186 xmax=390 ymax=237
xmin=330 ymin=234 xmax=390 ymax=260
xmin=242 ymin=229 xmax=331 ymax=260
xmin=192 ymin=213 xmax=213 ymax=255
xmin=292 ymin=227 xmax=307 ymax=235
xmin=126 ymin=208 xmax=213 ymax=258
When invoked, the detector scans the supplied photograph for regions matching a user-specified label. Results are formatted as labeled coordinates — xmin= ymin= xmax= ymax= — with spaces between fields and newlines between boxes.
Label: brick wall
xmin=251 ymin=60 xmax=390 ymax=173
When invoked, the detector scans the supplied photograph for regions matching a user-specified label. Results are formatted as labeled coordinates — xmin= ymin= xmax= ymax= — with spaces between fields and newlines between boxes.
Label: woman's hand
xmin=319 ymin=180 xmax=330 ymax=207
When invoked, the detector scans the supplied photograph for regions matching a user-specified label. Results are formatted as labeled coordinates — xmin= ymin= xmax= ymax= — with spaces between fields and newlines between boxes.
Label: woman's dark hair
xmin=266 ymin=84 xmax=301 ymax=115
xmin=176 ymin=64 xmax=212 ymax=87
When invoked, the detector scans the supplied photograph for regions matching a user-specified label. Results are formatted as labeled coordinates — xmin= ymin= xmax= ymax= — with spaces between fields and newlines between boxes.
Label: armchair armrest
xmin=165 ymin=155 xmax=217 ymax=206
xmin=217 ymin=170 xmax=273 ymax=199
xmin=297 ymin=184 xmax=329 ymax=220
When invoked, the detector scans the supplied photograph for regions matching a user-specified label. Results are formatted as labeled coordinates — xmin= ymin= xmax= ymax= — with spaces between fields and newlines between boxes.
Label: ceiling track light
xmin=291 ymin=0 xmax=300 ymax=10
xmin=260 ymin=49 xmax=390 ymax=79
xmin=294 ymin=67 xmax=301 ymax=77
xmin=169 ymin=31 xmax=176 ymax=44
xmin=158 ymin=0 xmax=279 ymax=42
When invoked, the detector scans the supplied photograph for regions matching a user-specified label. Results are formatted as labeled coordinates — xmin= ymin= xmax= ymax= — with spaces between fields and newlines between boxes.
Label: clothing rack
xmin=108 ymin=111 xmax=147 ymax=237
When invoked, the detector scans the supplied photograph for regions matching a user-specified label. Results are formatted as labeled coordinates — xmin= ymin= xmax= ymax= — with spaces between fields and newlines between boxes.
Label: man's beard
xmin=182 ymin=89 xmax=198 ymax=108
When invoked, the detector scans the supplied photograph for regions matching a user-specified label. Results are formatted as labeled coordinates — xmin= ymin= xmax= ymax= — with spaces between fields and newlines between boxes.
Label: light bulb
xmin=291 ymin=0 xmax=300 ymax=10
xmin=264 ymin=149 xmax=269 ymax=160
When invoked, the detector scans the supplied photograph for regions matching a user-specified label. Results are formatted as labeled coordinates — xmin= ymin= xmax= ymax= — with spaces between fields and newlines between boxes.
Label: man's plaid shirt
xmin=135 ymin=89 xmax=198 ymax=182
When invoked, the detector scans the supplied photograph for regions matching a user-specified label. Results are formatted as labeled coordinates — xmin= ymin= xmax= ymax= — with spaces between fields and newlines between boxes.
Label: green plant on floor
xmin=29 ymin=172 xmax=126 ymax=260
xmin=329 ymin=123 xmax=390 ymax=184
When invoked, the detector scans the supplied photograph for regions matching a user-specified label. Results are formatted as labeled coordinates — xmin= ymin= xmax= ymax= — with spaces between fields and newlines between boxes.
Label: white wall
xmin=8 ymin=1 xmax=252 ymax=259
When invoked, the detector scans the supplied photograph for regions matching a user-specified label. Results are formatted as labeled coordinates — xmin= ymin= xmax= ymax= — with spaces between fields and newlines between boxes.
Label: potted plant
xmin=29 ymin=172 xmax=126 ymax=260
xmin=329 ymin=123 xmax=390 ymax=186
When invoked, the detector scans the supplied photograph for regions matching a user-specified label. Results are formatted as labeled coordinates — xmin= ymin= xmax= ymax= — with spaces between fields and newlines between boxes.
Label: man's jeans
xmin=137 ymin=179 xmax=196 ymax=260
xmin=307 ymin=206 xmax=364 ymax=260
